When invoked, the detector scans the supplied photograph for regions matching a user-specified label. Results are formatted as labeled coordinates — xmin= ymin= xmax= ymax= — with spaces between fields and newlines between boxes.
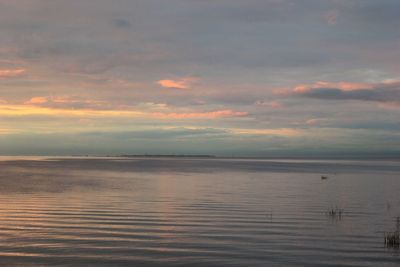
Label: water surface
xmin=0 ymin=157 xmax=399 ymax=266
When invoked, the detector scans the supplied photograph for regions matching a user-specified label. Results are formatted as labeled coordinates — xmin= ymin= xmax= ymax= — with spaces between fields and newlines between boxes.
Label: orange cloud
xmin=0 ymin=68 xmax=26 ymax=79
xmin=157 ymin=77 xmax=199 ymax=89
xmin=25 ymin=97 xmax=48 ymax=104
xmin=24 ymin=96 xmax=118 ymax=111
xmin=293 ymin=81 xmax=375 ymax=93
xmin=152 ymin=109 xmax=248 ymax=119
xmin=0 ymin=101 xmax=248 ymax=122
xmin=0 ymin=104 xmax=144 ymax=118
xmin=0 ymin=128 xmax=17 ymax=135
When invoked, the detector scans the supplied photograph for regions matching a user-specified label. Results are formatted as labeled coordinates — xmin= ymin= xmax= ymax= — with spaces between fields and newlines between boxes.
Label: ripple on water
xmin=0 ymin=158 xmax=399 ymax=266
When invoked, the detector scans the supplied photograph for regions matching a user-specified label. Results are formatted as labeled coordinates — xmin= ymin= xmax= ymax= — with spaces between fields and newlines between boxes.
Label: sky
xmin=0 ymin=0 xmax=400 ymax=157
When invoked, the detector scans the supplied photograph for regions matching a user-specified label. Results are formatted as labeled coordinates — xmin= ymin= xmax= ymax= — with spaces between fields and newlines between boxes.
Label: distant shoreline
xmin=115 ymin=154 xmax=400 ymax=161
xmin=1 ymin=155 xmax=400 ymax=161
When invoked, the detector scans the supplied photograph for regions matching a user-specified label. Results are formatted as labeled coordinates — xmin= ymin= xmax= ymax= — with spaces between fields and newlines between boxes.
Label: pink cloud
xmin=376 ymin=102 xmax=400 ymax=110
xmin=0 ymin=68 xmax=26 ymax=79
xmin=152 ymin=109 xmax=248 ymax=119
xmin=24 ymin=96 xmax=114 ymax=110
xmin=157 ymin=77 xmax=199 ymax=89
xmin=293 ymin=81 xmax=375 ymax=93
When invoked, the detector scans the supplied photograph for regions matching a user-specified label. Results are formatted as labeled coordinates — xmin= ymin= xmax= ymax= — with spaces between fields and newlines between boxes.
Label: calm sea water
xmin=0 ymin=157 xmax=399 ymax=266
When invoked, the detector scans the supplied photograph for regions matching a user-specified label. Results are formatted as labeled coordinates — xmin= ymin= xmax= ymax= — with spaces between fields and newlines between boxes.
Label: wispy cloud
xmin=24 ymin=96 xmax=120 ymax=110
xmin=157 ymin=77 xmax=199 ymax=89
xmin=82 ymin=127 xmax=228 ymax=140
xmin=0 ymin=68 xmax=26 ymax=79
xmin=305 ymin=119 xmax=321 ymax=126
xmin=293 ymin=81 xmax=375 ymax=93
xmin=0 ymin=104 xmax=144 ymax=118
xmin=255 ymin=100 xmax=284 ymax=109
xmin=232 ymin=128 xmax=302 ymax=137
xmin=1 ymin=101 xmax=249 ymax=122
xmin=0 ymin=128 xmax=17 ymax=135
xmin=152 ymin=109 xmax=248 ymax=119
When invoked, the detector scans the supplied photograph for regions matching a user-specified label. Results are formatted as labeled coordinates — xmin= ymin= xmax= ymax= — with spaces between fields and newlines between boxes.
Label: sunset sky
xmin=0 ymin=0 xmax=399 ymax=157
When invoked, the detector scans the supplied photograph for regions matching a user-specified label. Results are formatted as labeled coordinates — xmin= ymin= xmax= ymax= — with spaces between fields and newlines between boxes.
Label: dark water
xmin=0 ymin=157 xmax=399 ymax=266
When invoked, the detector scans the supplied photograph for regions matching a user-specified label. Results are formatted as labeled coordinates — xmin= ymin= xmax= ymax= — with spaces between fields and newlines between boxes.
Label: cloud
xmin=255 ymin=100 xmax=284 ymax=108
xmin=0 ymin=128 xmax=17 ymax=135
xmin=0 ymin=68 xmax=26 ymax=79
xmin=24 ymin=96 xmax=123 ymax=110
xmin=232 ymin=128 xmax=302 ymax=137
xmin=83 ymin=127 xmax=228 ymax=140
xmin=152 ymin=109 xmax=248 ymax=119
xmin=305 ymin=118 xmax=320 ymax=126
xmin=25 ymin=97 xmax=48 ymax=104
xmin=82 ymin=127 xmax=300 ymax=140
xmin=1 ymin=99 xmax=248 ymax=122
xmin=293 ymin=81 xmax=375 ymax=93
xmin=0 ymin=103 xmax=144 ymax=118
xmin=292 ymin=80 xmax=400 ymax=103
xmin=112 ymin=18 xmax=132 ymax=29
xmin=157 ymin=77 xmax=199 ymax=89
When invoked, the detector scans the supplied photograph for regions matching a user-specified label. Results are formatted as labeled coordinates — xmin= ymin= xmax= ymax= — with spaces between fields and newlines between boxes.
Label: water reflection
xmin=0 ymin=158 xmax=399 ymax=266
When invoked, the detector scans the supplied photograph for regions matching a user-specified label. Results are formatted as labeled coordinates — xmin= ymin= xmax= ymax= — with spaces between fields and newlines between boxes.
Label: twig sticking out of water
xmin=385 ymin=217 xmax=400 ymax=248
xmin=326 ymin=207 xmax=343 ymax=219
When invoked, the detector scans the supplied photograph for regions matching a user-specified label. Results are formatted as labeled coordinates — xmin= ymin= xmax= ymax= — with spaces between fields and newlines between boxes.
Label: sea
xmin=0 ymin=157 xmax=399 ymax=266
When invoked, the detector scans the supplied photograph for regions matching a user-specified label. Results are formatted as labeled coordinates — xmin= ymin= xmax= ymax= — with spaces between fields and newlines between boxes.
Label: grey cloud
xmin=112 ymin=19 xmax=132 ymax=29
xmin=296 ymin=82 xmax=400 ymax=103
xmin=345 ymin=1 xmax=400 ymax=26
xmin=2 ymin=0 xmax=398 ymax=76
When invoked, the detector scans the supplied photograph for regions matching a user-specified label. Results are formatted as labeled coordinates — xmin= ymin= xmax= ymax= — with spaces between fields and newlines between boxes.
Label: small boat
xmin=321 ymin=176 xmax=328 ymax=180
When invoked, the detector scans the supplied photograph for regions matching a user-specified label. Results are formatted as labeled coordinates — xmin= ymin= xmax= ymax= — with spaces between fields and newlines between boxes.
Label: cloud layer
xmin=0 ymin=0 xmax=400 ymax=156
